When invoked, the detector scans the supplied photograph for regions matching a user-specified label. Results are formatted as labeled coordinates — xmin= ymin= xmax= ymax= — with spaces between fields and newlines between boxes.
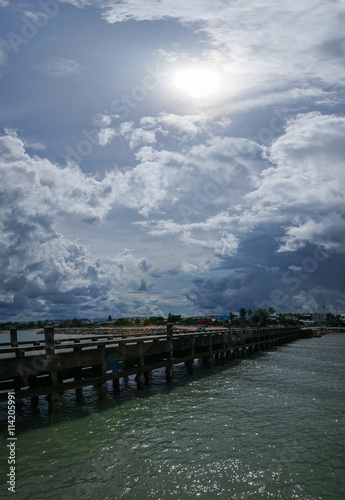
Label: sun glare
xmin=173 ymin=68 xmax=221 ymax=98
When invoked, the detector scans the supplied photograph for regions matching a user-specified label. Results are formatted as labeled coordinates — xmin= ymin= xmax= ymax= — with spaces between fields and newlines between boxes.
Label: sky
xmin=0 ymin=0 xmax=345 ymax=321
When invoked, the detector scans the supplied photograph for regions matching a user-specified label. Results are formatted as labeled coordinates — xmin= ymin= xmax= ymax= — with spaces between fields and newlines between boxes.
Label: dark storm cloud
xmin=186 ymin=240 xmax=345 ymax=315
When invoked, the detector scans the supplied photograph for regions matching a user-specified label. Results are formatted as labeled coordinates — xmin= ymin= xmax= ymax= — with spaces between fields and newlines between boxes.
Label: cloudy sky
xmin=1 ymin=0 xmax=345 ymax=321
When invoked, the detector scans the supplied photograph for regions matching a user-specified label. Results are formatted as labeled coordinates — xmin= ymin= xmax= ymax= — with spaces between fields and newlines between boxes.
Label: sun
xmin=173 ymin=68 xmax=221 ymax=98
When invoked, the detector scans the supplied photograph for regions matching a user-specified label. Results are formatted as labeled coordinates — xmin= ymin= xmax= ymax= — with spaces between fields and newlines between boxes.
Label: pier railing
xmin=0 ymin=325 xmax=311 ymax=406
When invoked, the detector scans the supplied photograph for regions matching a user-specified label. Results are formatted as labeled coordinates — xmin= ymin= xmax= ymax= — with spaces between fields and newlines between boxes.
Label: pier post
xmin=10 ymin=328 xmax=24 ymax=359
xmin=112 ymin=378 xmax=120 ymax=391
xmin=136 ymin=341 xmax=145 ymax=390
xmin=136 ymin=372 xmax=145 ymax=390
xmin=204 ymin=334 xmax=212 ymax=369
xmin=46 ymin=393 xmax=59 ymax=415
xmin=44 ymin=326 xmax=55 ymax=355
xmin=10 ymin=328 xmax=18 ymax=347
xmin=167 ymin=323 xmax=173 ymax=338
xmin=185 ymin=337 xmax=195 ymax=374
xmin=220 ymin=334 xmax=226 ymax=364
xmin=76 ymin=387 xmax=83 ymax=403
xmin=144 ymin=371 xmax=151 ymax=385
xmin=166 ymin=323 xmax=173 ymax=383
xmin=225 ymin=334 xmax=230 ymax=359
xmin=98 ymin=344 xmax=107 ymax=378
xmin=185 ymin=360 xmax=194 ymax=374
xmin=31 ymin=396 xmax=39 ymax=408
xmin=44 ymin=326 xmax=58 ymax=395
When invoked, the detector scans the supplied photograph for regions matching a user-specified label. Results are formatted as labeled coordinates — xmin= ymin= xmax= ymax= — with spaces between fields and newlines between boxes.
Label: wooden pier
xmin=0 ymin=326 xmax=312 ymax=408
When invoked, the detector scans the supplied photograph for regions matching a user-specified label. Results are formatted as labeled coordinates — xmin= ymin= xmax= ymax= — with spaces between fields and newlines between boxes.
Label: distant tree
xmin=268 ymin=307 xmax=275 ymax=316
xmin=251 ymin=308 xmax=270 ymax=328
xmin=113 ymin=318 xmax=133 ymax=327
xmin=168 ymin=313 xmax=181 ymax=324
xmin=70 ymin=318 xmax=84 ymax=327
xmin=326 ymin=313 xmax=333 ymax=323
xmin=239 ymin=308 xmax=247 ymax=319
xmin=154 ymin=316 xmax=165 ymax=325
xmin=277 ymin=313 xmax=285 ymax=323
xmin=228 ymin=312 xmax=235 ymax=325
xmin=108 ymin=315 xmax=112 ymax=322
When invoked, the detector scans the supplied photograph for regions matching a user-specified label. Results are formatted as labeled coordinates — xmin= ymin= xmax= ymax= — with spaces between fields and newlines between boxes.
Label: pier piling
xmin=166 ymin=323 xmax=174 ymax=383
xmin=44 ymin=326 xmax=55 ymax=355
xmin=10 ymin=328 xmax=18 ymax=348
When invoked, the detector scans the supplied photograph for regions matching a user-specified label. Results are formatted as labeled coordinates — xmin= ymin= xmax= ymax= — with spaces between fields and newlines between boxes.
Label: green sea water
xmin=1 ymin=333 xmax=344 ymax=499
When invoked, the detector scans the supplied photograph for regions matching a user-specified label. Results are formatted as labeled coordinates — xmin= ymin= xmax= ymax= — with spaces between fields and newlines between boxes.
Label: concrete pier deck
xmin=0 ymin=325 xmax=312 ymax=404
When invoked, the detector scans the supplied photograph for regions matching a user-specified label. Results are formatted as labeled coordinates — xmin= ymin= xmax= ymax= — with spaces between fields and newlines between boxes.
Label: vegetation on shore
xmin=1 ymin=308 xmax=344 ymax=331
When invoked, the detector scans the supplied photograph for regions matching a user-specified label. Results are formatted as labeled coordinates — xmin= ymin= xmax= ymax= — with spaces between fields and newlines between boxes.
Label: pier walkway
xmin=0 ymin=325 xmax=312 ymax=407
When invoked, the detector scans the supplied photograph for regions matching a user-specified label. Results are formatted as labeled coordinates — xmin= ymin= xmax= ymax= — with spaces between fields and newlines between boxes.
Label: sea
xmin=0 ymin=331 xmax=344 ymax=499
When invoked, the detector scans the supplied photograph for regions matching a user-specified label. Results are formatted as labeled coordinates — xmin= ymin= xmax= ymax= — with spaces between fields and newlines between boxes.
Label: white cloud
xmin=119 ymin=122 xmax=156 ymax=149
xmin=101 ymin=0 xmax=214 ymax=24
xmin=126 ymin=158 xmax=180 ymax=216
xmin=188 ymin=136 xmax=263 ymax=183
xmin=23 ymin=140 xmax=47 ymax=151
xmin=180 ymin=230 xmax=238 ymax=257
xmin=97 ymin=127 xmax=117 ymax=146
xmin=181 ymin=257 xmax=217 ymax=274
xmin=102 ymin=145 xmax=188 ymax=216
xmin=93 ymin=114 xmax=112 ymax=127
xmin=247 ymin=112 xmax=345 ymax=213
xmin=279 ymin=215 xmax=345 ymax=253
xmin=215 ymin=233 xmax=239 ymax=256
xmin=141 ymin=112 xmax=209 ymax=137
xmin=154 ymin=49 xmax=189 ymax=63
xmin=134 ymin=145 xmax=185 ymax=165
xmin=36 ymin=57 xmax=84 ymax=78
xmin=292 ymin=287 xmax=345 ymax=314
xmin=59 ymin=0 xmax=97 ymax=6
xmin=0 ymin=130 xmax=118 ymax=222
xmin=0 ymin=37 xmax=7 ymax=66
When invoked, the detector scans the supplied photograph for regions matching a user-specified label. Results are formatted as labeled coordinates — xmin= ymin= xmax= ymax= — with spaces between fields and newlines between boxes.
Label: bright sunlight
xmin=173 ymin=68 xmax=221 ymax=98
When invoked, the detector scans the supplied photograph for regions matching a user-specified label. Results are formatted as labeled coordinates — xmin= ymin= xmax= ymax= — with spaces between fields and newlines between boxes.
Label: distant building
xmin=300 ymin=314 xmax=313 ymax=321
xmin=299 ymin=319 xmax=314 ymax=325
xmin=312 ymin=313 xmax=325 ymax=325
xmin=284 ymin=313 xmax=296 ymax=320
